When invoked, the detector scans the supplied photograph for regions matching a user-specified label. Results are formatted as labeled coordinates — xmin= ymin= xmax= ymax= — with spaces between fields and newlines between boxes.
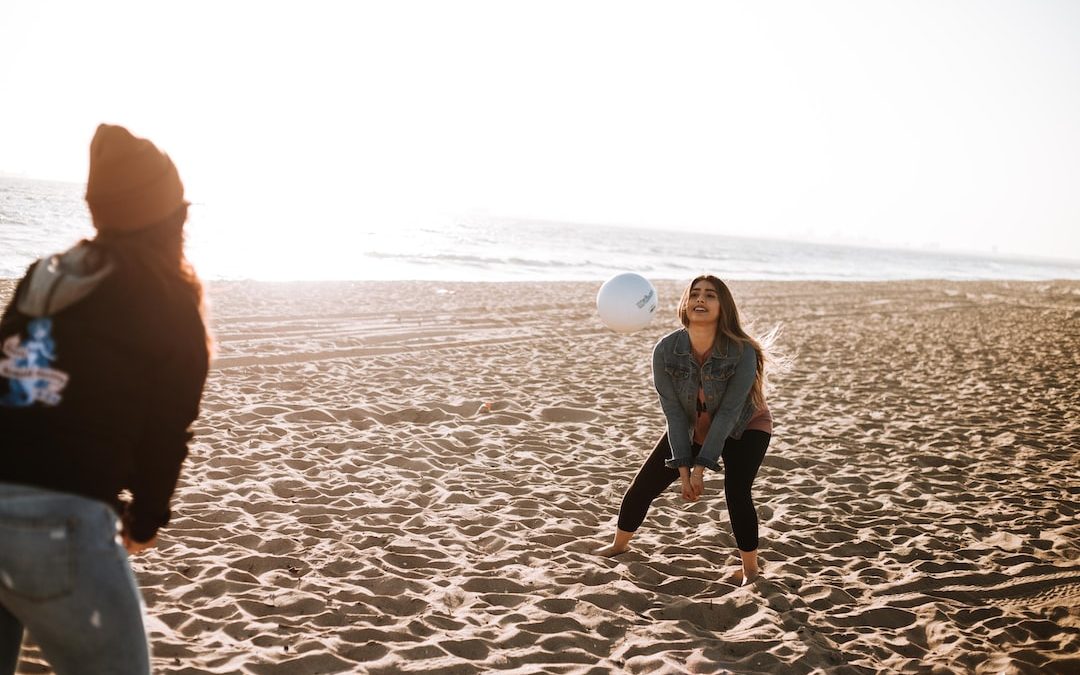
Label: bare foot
xmin=593 ymin=543 xmax=630 ymax=557
xmin=726 ymin=569 xmax=760 ymax=586
xmin=594 ymin=529 xmax=634 ymax=558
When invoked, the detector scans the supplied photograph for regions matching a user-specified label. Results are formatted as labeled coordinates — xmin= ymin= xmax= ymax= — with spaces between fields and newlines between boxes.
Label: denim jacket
xmin=652 ymin=328 xmax=757 ymax=471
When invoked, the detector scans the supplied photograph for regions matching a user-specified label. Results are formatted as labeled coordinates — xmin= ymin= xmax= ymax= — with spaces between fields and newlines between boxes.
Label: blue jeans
xmin=0 ymin=483 xmax=149 ymax=674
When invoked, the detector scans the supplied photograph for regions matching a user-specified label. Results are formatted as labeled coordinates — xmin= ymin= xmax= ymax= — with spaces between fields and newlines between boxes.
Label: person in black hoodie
xmin=0 ymin=124 xmax=209 ymax=674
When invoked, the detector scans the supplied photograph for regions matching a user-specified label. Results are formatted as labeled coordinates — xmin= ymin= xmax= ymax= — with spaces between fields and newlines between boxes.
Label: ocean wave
xmin=3 ymin=177 xmax=1079 ymax=282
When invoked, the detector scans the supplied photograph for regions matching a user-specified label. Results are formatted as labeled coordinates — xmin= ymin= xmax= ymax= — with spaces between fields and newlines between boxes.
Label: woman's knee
xmin=725 ymin=480 xmax=755 ymax=501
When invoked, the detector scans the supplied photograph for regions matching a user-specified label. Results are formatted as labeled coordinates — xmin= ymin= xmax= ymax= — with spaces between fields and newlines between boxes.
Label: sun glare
xmin=1 ymin=1 xmax=1079 ymax=264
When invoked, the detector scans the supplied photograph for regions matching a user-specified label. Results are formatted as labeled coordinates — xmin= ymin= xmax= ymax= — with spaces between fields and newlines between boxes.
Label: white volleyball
xmin=596 ymin=273 xmax=658 ymax=333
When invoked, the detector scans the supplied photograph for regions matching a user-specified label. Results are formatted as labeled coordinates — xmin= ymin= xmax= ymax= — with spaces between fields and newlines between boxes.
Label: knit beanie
xmin=85 ymin=124 xmax=186 ymax=233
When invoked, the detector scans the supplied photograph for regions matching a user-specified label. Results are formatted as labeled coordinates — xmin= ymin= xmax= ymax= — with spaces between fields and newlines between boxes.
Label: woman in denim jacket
xmin=596 ymin=275 xmax=775 ymax=585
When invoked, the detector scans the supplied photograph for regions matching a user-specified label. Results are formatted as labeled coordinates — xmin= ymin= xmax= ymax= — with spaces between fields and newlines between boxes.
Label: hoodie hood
xmin=17 ymin=242 xmax=114 ymax=317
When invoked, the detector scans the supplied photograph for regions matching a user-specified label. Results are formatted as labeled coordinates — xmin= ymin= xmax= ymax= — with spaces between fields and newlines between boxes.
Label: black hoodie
xmin=0 ymin=241 xmax=209 ymax=542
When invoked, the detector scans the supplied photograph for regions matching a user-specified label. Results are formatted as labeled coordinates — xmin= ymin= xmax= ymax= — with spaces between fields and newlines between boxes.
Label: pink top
xmin=693 ymin=385 xmax=772 ymax=443
xmin=745 ymin=404 xmax=773 ymax=435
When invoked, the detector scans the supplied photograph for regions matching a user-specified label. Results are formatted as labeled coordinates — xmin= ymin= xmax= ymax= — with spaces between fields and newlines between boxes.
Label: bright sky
xmin=1 ymin=0 xmax=1077 ymax=261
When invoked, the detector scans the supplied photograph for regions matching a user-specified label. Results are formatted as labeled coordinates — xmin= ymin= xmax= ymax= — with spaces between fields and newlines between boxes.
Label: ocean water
xmin=2 ymin=176 xmax=1079 ymax=282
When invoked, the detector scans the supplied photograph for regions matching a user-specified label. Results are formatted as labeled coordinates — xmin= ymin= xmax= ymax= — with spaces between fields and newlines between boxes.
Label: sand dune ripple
xmin=2 ymin=279 xmax=1077 ymax=673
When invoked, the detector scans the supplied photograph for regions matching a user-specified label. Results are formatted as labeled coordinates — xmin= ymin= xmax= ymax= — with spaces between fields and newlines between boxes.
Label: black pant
xmin=617 ymin=430 xmax=771 ymax=552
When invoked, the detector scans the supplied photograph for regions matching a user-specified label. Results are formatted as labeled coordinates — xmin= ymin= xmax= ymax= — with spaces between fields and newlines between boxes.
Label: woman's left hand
xmin=690 ymin=468 xmax=705 ymax=499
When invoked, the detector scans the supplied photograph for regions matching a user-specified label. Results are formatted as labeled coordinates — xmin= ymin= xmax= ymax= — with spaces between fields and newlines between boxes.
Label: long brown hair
xmin=676 ymin=274 xmax=777 ymax=411
xmin=95 ymin=204 xmax=210 ymax=351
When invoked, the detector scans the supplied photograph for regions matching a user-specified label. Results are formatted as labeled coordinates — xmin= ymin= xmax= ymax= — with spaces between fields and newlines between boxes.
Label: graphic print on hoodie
xmin=0 ymin=317 xmax=69 ymax=406
xmin=0 ymin=242 xmax=108 ymax=409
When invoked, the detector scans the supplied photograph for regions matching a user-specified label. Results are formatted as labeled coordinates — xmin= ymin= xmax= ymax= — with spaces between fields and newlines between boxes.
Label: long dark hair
xmin=676 ymin=274 xmax=777 ymax=411
xmin=94 ymin=204 xmax=210 ymax=350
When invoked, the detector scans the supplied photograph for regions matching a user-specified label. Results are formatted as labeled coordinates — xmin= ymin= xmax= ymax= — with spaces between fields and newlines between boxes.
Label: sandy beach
xmin=3 ymin=277 xmax=1078 ymax=674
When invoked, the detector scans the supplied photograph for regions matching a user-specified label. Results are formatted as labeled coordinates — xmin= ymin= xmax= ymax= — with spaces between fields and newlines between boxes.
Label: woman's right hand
xmin=679 ymin=467 xmax=698 ymax=502
xmin=121 ymin=531 xmax=158 ymax=555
